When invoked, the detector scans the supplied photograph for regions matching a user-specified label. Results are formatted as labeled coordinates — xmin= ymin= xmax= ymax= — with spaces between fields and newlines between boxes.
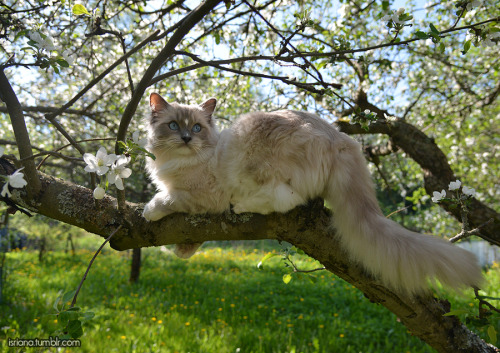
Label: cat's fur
xmin=143 ymin=92 xmax=482 ymax=295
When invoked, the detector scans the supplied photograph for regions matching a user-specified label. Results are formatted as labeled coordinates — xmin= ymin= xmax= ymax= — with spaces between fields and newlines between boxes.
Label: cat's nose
xmin=181 ymin=135 xmax=192 ymax=144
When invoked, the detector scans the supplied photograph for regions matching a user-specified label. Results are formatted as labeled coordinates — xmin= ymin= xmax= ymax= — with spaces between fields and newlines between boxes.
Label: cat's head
xmin=146 ymin=93 xmax=219 ymax=159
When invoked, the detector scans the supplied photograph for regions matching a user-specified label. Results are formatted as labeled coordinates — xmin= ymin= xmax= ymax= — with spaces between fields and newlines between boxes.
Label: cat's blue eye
xmin=192 ymin=124 xmax=202 ymax=133
xmin=168 ymin=121 xmax=179 ymax=131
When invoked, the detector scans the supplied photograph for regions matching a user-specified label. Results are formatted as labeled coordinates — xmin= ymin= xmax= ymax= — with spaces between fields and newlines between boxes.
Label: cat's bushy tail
xmin=325 ymin=137 xmax=483 ymax=295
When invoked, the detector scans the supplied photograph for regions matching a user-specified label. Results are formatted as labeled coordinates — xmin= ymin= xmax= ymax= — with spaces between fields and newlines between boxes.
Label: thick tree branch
xmin=2 ymin=170 xmax=497 ymax=353
xmin=0 ymin=69 xmax=41 ymax=197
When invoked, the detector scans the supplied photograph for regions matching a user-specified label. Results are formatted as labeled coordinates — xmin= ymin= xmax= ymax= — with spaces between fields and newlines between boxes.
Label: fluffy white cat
xmin=143 ymin=92 xmax=482 ymax=295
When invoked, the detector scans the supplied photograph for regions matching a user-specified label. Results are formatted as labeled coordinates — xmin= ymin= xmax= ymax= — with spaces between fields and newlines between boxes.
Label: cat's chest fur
xmin=156 ymin=156 xmax=217 ymax=191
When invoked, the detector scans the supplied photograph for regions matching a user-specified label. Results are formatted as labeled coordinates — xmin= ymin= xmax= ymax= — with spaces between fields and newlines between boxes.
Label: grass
xmin=0 ymin=237 xmax=498 ymax=353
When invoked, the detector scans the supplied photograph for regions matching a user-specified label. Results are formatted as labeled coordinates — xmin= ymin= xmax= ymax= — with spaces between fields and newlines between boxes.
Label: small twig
xmin=284 ymin=252 xmax=326 ymax=274
xmin=449 ymin=218 xmax=494 ymax=243
xmin=450 ymin=5 xmax=466 ymax=30
xmin=44 ymin=30 xmax=160 ymax=123
xmin=474 ymin=287 xmax=500 ymax=317
xmin=70 ymin=225 xmax=122 ymax=308
xmin=293 ymin=266 xmax=327 ymax=274
xmin=85 ymin=19 xmax=135 ymax=95
xmin=19 ymin=151 xmax=83 ymax=164
xmin=242 ymin=0 xmax=326 ymax=86
xmin=36 ymin=137 xmax=115 ymax=170
xmin=386 ymin=206 xmax=411 ymax=219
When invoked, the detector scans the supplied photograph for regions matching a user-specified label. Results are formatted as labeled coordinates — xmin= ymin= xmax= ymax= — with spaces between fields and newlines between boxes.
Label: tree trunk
xmin=129 ymin=248 xmax=141 ymax=283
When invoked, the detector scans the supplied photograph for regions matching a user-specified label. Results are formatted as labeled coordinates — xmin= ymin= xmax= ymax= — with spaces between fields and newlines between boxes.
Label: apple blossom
xmin=132 ymin=131 xmax=148 ymax=148
xmin=431 ymin=189 xmax=446 ymax=203
xmin=462 ymin=186 xmax=476 ymax=197
xmin=1 ymin=168 xmax=28 ymax=197
xmin=107 ymin=155 xmax=132 ymax=190
xmin=448 ymin=180 xmax=461 ymax=191
xmin=83 ymin=147 xmax=117 ymax=176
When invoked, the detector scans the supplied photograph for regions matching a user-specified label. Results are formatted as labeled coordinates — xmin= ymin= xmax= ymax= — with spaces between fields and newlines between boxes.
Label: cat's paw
xmin=232 ymin=204 xmax=246 ymax=214
xmin=142 ymin=203 xmax=169 ymax=221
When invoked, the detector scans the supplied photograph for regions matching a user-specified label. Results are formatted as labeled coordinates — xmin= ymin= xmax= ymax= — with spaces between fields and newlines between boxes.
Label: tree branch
xmin=2 ymin=170 xmax=497 ymax=353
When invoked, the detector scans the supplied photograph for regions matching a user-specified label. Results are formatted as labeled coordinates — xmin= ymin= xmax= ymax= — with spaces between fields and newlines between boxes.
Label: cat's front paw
xmin=143 ymin=202 xmax=169 ymax=221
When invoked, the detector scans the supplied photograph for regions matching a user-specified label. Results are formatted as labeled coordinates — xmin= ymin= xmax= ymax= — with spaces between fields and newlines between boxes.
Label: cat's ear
xmin=150 ymin=93 xmax=169 ymax=113
xmin=200 ymin=98 xmax=217 ymax=119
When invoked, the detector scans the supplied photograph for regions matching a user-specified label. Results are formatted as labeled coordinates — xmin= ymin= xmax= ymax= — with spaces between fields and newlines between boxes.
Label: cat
xmin=143 ymin=92 xmax=483 ymax=295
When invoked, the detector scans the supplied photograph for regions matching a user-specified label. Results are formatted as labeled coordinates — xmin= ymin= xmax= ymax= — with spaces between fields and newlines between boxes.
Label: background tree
xmin=0 ymin=0 xmax=499 ymax=351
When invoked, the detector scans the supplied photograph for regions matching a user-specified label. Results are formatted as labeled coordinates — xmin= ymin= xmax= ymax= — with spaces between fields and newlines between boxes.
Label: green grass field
xmin=0 ymin=238 xmax=498 ymax=353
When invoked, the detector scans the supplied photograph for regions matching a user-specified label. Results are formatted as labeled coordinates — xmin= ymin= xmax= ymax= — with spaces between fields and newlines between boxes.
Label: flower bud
xmin=93 ymin=186 xmax=106 ymax=199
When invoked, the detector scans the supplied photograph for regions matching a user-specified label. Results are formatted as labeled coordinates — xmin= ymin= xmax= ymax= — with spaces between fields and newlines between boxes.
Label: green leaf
xmin=56 ymin=59 xmax=70 ymax=68
xmin=290 ymin=246 xmax=305 ymax=255
xmin=443 ymin=309 xmax=470 ymax=317
xmin=72 ymin=4 xmax=90 ymax=16
xmin=429 ymin=32 xmax=441 ymax=43
xmin=257 ymin=252 xmax=279 ymax=269
xmin=438 ymin=42 xmax=445 ymax=53
xmin=67 ymin=320 xmax=84 ymax=338
xmin=59 ymin=310 xmax=80 ymax=323
xmin=53 ymin=293 xmax=62 ymax=311
xmin=14 ymin=30 xmax=27 ymax=42
xmin=283 ymin=273 xmax=292 ymax=284
xmin=415 ymin=31 xmax=430 ymax=39
xmin=62 ymin=290 xmax=76 ymax=305
xmin=80 ymin=311 xmax=95 ymax=322
xmin=462 ymin=40 xmax=471 ymax=54
xmin=429 ymin=23 xmax=440 ymax=35
xmin=487 ymin=325 xmax=497 ymax=345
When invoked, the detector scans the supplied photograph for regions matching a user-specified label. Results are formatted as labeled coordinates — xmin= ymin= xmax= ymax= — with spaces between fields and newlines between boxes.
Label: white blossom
xmin=28 ymin=31 xmax=57 ymax=51
xmin=1 ymin=168 xmax=28 ymax=197
xmin=431 ymin=189 xmax=446 ymax=203
xmin=480 ymin=32 xmax=500 ymax=47
xmin=107 ymin=155 xmax=132 ymax=190
xmin=466 ymin=0 xmax=482 ymax=11
xmin=384 ymin=113 xmax=397 ymax=121
xmin=448 ymin=180 xmax=461 ymax=191
xmin=381 ymin=9 xmax=407 ymax=25
xmin=61 ymin=50 xmax=76 ymax=66
xmin=132 ymin=131 xmax=148 ymax=148
xmin=462 ymin=186 xmax=476 ymax=197
xmin=83 ymin=147 xmax=117 ymax=175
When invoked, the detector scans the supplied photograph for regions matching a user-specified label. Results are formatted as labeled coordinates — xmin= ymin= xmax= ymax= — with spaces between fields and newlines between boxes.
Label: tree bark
xmin=2 ymin=170 xmax=498 ymax=353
